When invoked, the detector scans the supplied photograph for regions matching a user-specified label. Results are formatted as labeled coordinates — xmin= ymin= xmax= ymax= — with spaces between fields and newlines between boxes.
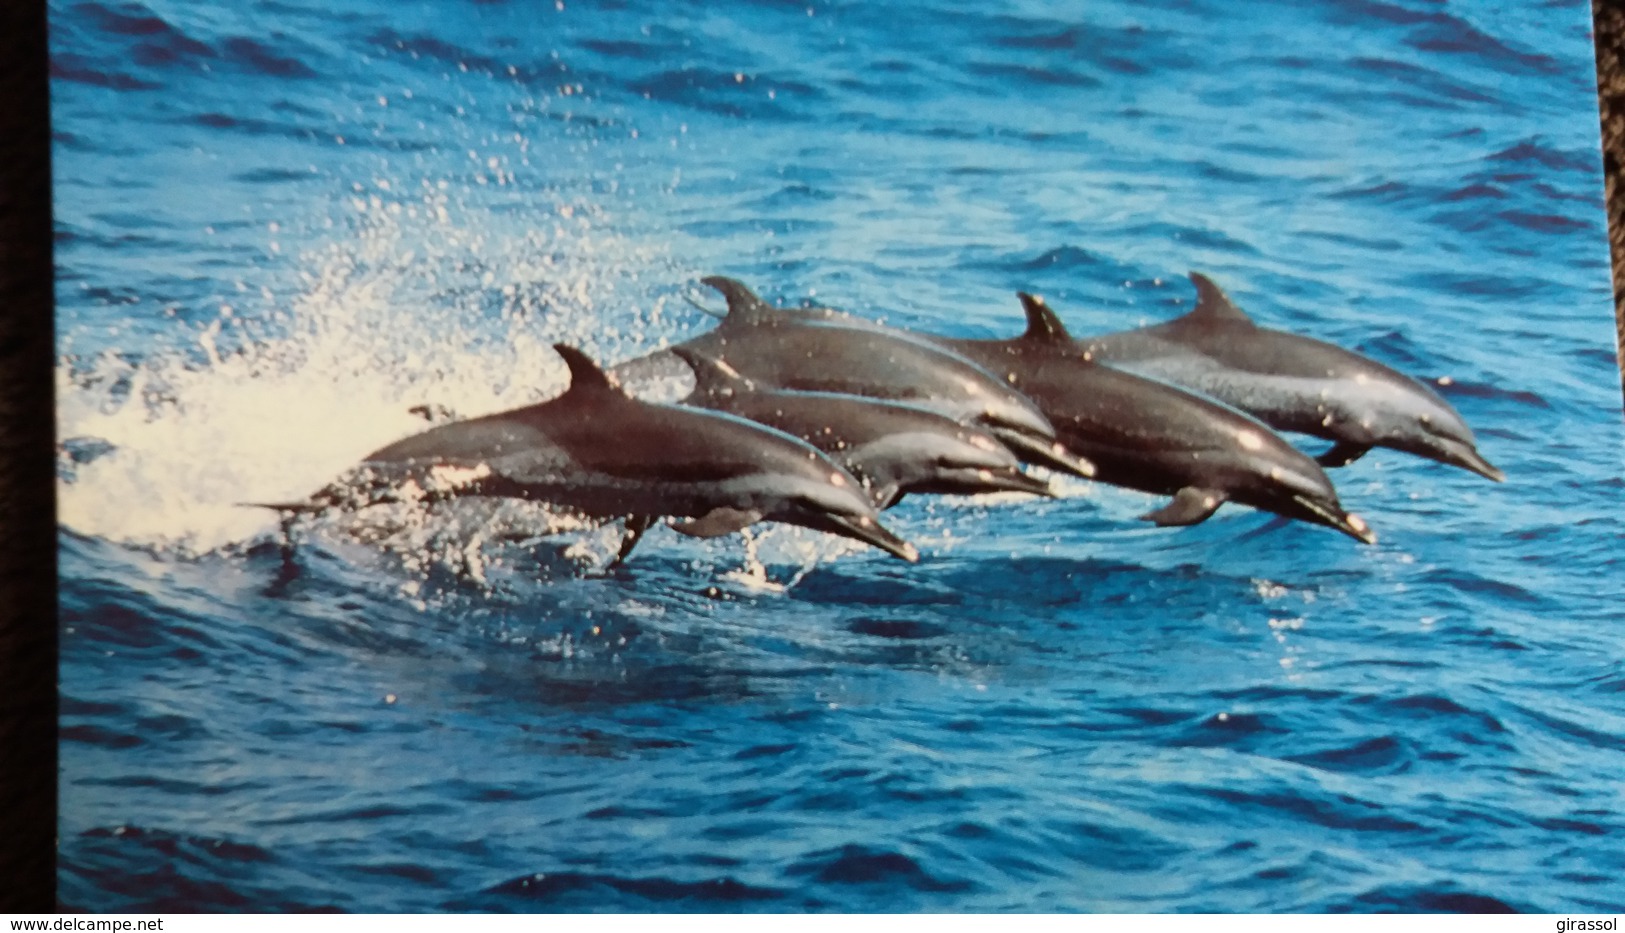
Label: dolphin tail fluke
xmin=240 ymin=499 xmax=325 ymax=515
xmin=241 ymin=500 xmax=323 ymax=554
xmin=407 ymin=403 xmax=461 ymax=424
xmin=1317 ymin=441 xmax=1372 ymax=468
xmin=1142 ymin=487 xmax=1224 ymax=526
xmin=609 ymin=515 xmax=655 ymax=567
xmin=241 ymin=476 xmax=402 ymax=516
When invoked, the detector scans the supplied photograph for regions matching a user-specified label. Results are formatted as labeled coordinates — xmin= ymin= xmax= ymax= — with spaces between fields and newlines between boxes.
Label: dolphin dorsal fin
xmin=1016 ymin=292 xmax=1073 ymax=344
xmin=670 ymin=346 xmax=755 ymax=397
xmin=552 ymin=344 xmax=624 ymax=402
xmin=1184 ymin=272 xmax=1252 ymax=325
xmin=702 ymin=276 xmax=778 ymax=325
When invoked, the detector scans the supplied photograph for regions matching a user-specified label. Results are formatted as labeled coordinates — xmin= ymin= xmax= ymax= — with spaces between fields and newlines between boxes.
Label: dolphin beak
xmin=986 ymin=427 xmax=1097 ymax=480
xmin=1443 ymin=443 xmax=1505 ymax=482
xmin=1292 ymin=494 xmax=1378 ymax=545
xmin=815 ymin=513 xmax=921 ymax=561
xmin=975 ymin=469 xmax=1057 ymax=498
xmin=1003 ymin=409 xmax=1059 ymax=447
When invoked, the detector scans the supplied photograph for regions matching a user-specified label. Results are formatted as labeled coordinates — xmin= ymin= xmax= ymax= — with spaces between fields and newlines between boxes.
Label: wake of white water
xmin=50 ymin=184 xmax=972 ymax=584
xmin=55 ymin=185 xmax=689 ymax=558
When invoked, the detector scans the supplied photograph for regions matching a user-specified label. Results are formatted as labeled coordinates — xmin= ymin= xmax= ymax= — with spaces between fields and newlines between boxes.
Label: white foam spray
xmin=57 ymin=188 xmax=684 ymax=559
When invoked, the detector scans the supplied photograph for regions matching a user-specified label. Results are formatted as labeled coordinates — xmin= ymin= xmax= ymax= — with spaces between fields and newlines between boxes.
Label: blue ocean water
xmin=51 ymin=0 xmax=1625 ymax=912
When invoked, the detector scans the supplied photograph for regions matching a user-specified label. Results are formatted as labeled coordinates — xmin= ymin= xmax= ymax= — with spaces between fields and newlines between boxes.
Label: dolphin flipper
xmin=1141 ymin=487 xmax=1225 ymax=526
xmin=1317 ymin=441 xmax=1372 ymax=468
xmin=868 ymin=483 xmax=902 ymax=510
xmin=244 ymin=500 xmax=326 ymax=515
xmin=407 ymin=403 xmax=461 ymax=424
xmin=670 ymin=507 xmax=766 ymax=538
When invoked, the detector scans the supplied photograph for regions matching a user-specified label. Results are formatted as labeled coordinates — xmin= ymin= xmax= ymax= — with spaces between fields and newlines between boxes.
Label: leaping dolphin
xmin=1079 ymin=272 xmax=1503 ymax=481
xmin=619 ymin=276 xmax=1097 ymax=482
xmin=257 ymin=344 xmax=920 ymax=565
xmin=670 ymin=346 xmax=1054 ymax=509
xmin=937 ymin=294 xmax=1377 ymax=543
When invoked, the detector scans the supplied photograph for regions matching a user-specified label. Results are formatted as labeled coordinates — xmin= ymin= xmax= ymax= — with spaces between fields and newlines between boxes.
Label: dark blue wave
xmin=1325 ymin=0 xmax=1565 ymax=76
xmin=964 ymin=61 xmax=1103 ymax=90
xmin=1488 ymin=138 xmax=1600 ymax=173
xmin=1345 ymin=56 xmax=1497 ymax=105
xmin=59 ymin=1 xmax=328 ymax=83
xmin=51 ymin=55 xmax=161 ymax=90
xmin=1330 ymin=883 xmax=1524 ymax=913
xmin=629 ymin=67 xmax=823 ymax=120
xmin=59 ymin=826 xmax=340 ymax=912
xmin=461 ymin=871 xmax=788 ymax=910
xmin=1284 ymin=736 xmax=1410 ymax=775
xmin=785 ymin=844 xmax=973 ymax=894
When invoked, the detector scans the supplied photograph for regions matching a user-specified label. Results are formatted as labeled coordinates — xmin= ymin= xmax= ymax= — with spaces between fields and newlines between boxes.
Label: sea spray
xmin=57 ymin=186 xmax=686 ymax=558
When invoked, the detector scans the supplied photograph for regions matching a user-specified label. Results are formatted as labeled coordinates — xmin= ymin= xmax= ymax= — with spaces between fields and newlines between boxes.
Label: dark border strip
xmin=1 ymin=0 xmax=1624 ymax=918
xmin=1594 ymin=0 xmax=1625 ymax=399
xmin=0 ymin=0 xmax=60 ymax=915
